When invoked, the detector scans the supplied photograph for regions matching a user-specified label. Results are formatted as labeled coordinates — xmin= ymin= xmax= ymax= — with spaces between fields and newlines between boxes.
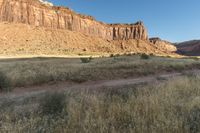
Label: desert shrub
xmin=0 ymin=72 xmax=11 ymax=92
xmin=70 ymin=77 xmax=87 ymax=83
xmin=78 ymin=53 xmax=83 ymax=56
xmin=114 ymin=54 xmax=120 ymax=57
xmin=140 ymin=53 xmax=150 ymax=59
xmin=187 ymin=107 xmax=200 ymax=133
xmin=110 ymin=54 xmax=114 ymax=57
xmin=149 ymin=53 xmax=154 ymax=56
xmin=110 ymin=54 xmax=122 ymax=58
xmin=169 ymin=64 xmax=185 ymax=71
xmin=39 ymin=92 xmax=67 ymax=116
xmin=126 ymin=53 xmax=132 ymax=56
xmin=80 ymin=57 xmax=92 ymax=63
xmin=191 ymin=57 xmax=199 ymax=61
xmin=165 ymin=55 xmax=171 ymax=58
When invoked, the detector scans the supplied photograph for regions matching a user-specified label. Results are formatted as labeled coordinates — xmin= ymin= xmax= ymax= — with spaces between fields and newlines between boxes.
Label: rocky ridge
xmin=150 ymin=38 xmax=177 ymax=52
xmin=0 ymin=22 xmax=177 ymax=56
xmin=0 ymin=0 xmax=148 ymax=41
xmin=0 ymin=0 xmax=178 ymax=56
xmin=176 ymin=40 xmax=200 ymax=56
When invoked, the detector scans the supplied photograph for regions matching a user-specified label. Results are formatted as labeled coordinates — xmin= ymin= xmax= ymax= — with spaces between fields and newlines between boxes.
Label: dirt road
xmin=0 ymin=72 xmax=185 ymax=103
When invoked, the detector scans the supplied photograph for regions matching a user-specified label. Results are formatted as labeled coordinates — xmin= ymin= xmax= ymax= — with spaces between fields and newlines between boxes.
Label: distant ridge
xmin=176 ymin=40 xmax=200 ymax=56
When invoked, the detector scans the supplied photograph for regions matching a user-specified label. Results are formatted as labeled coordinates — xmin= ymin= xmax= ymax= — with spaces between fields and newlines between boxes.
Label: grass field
xmin=1 ymin=55 xmax=200 ymax=132
xmin=0 ymin=54 xmax=200 ymax=90
xmin=1 ymin=74 xmax=200 ymax=132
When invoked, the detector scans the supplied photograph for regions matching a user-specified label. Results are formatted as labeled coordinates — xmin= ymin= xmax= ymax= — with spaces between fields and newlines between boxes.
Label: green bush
xmin=80 ymin=57 xmax=92 ymax=63
xmin=191 ymin=57 xmax=199 ymax=61
xmin=140 ymin=53 xmax=150 ymax=60
xmin=39 ymin=92 xmax=67 ymax=116
xmin=0 ymin=72 xmax=11 ymax=92
xmin=110 ymin=54 xmax=114 ymax=57
xmin=187 ymin=107 xmax=200 ymax=133
xmin=110 ymin=54 xmax=121 ymax=58
xmin=150 ymin=53 xmax=154 ymax=56
xmin=114 ymin=54 xmax=120 ymax=57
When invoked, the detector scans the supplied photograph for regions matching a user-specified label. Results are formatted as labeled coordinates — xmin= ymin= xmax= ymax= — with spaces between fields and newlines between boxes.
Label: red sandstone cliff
xmin=0 ymin=0 xmax=148 ymax=41
xmin=149 ymin=38 xmax=177 ymax=52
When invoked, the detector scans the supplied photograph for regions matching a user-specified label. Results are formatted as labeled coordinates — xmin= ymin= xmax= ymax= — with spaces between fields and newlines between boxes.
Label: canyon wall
xmin=150 ymin=38 xmax=177 ymax=52
xmin=0 ymin=0 xmax=148 ymax=41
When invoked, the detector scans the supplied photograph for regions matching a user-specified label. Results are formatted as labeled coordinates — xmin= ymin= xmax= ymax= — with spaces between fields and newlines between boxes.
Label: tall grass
xmin=39 ymin=92 xmax=67 ymax=116
xmin=0 ymin=71 xmax=11 ymax=92
xmin=80 ymin=57 xmax=93 ymax=63
xmin=1 ymin=75 xmax=200 ymax=132
xmin=0 ymin=56 xmax=200 ymax=89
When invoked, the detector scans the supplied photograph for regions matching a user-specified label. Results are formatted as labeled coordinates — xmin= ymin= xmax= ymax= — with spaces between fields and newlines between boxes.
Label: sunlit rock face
xmin=0 ymin=0 xmax=148 ymax=41
xmin=38 ymin=0 xmax=53 ymax=6
xmin=111 ymin=21 xmax=148 ymax=40
xmin=150 ymin=37 xmax=177 ymax=52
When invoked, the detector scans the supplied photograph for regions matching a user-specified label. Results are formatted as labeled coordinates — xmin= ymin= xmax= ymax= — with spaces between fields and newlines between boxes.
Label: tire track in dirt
xmin=0 ymin=72 xmax=185 ymax=103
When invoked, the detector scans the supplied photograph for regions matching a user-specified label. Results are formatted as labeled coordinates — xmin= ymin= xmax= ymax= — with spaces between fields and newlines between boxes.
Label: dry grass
xmin=0 ymin=55 xmax=200 ymax=89
xmin=1 ymin=74 xmax=200 ymax=132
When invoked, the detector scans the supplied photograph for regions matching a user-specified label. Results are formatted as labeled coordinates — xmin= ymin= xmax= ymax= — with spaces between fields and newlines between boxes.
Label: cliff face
xmin=0 ymin=0 xmax=148 ymax=41
xmin=149 ymin=38 xmax=177 ymax=52
xmin=0 ymin=22 xmax=171 ymax=56
xmin=111 ymin=22 xmax=148 ymax=40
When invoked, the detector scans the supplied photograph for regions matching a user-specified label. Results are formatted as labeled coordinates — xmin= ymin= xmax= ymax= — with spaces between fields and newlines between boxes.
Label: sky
xmin=48 ymin=0 xmax=200 ymax=42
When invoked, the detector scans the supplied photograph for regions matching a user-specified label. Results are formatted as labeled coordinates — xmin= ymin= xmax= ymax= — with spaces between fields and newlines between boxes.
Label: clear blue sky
xmin=48 ymin=0 xmax=200 ymax=42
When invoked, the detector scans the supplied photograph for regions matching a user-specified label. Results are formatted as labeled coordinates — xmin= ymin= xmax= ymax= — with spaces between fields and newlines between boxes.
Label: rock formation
xmin=149 ymin=38 xmax=177 ymax=52
xmin=0 ymin=0 xmax=179 ymax=56
xmin=0 ymin=0 xmax=148 ymax=41
xmin=111 ymin=22 xmax=148 ymax=40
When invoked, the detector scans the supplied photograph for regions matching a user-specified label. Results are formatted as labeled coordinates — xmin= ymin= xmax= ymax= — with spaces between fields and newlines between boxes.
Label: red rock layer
xmin=0 ymin=0 xmax=148 ymax=41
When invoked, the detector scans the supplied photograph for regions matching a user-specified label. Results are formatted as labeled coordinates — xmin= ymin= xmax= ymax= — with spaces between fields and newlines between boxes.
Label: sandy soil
xmin=0 ymin=22 xmax=176 ymax=56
